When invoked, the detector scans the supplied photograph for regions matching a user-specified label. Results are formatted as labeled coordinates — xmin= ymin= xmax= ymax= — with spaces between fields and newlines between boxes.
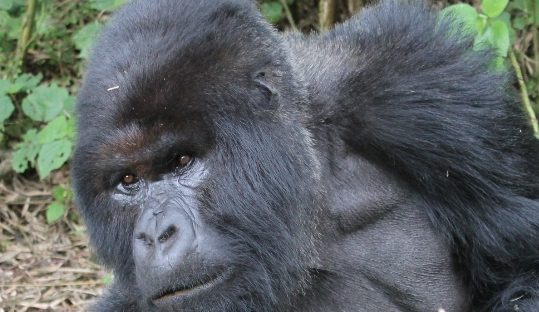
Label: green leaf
xmin=37 ymin=115 xmax=71 ymax=144
xmin=46 ymin=202 xmax=65 ymax=224
xmin=476 ymin=14 xmax=488 ymax=34
xmin=261 ymin=2 xmax=283 ymax=24
xmin=0 ymin=96 xmax=14 ymax=123
xmin=0 ymin=0 xmax=15 ymax=10
xmin=0 ymin=80 xmax=11 ymax=95
xmin=492 ymin=56 xmax=506 ymax=71
xmin=474 ymin=27 xmax=493 ymax=51
xmin=490 ymin=19 xmax=510 ymax=57
xmin=72 ymin=22 xmax=102 ymax=59
xmin=12 ymin=129 xmax=40 ymax=173
xmin=21 ymin=84 xmax=70 ymax=122
xmin=63 ymin=96 xmax=75 ymax=115
xmin=88 ymin=0 xmax=126 ymax=11
xmin=441 ymin=3 xmax=478 ymax=34
xmin=2 ymin=74 xmax=43 ymax=94
xmin=37 ymin=139 xmax=72 ymax=179
xmin=482 ymin=0 xmax=508 ymax=18
xmin=52 ymin=185 xmax=72 ymax=202
xmin=4 ymin=13 xmax=21 ymax=40
xmin=13 ymin=73 xmax=42 ymax=92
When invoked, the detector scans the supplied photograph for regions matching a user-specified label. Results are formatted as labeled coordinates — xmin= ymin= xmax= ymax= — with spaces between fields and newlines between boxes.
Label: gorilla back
xmin=72 ymin=0 xmax=539 ymax=311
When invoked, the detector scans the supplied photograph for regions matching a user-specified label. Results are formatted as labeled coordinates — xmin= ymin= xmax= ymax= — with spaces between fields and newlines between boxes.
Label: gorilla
xmin=72 ymin=0 xmax=539 ymax=311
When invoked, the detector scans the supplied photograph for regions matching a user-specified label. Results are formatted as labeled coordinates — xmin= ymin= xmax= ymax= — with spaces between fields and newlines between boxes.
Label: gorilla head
xmin=73 ymin=0 xmax=539 ymax=311
xmin=74 ymin=0 xmax=322 ymax=310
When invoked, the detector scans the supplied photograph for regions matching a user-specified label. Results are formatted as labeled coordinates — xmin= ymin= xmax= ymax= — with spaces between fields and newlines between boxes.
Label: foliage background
xmin=0 ymin=0 xmax=537 ymax=310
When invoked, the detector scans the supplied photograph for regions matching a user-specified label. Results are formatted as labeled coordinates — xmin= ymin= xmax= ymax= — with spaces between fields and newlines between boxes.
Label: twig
xmin=279 ymin=0 xmax=298 ymax=31
xmin=15 ymin=0 xmax=37 ymax=68
xmin=510 ymin=50 xmax=539 ymax=138
xmin=319 ymin=0 xmax=337 ymax=31
xmin=531 ymin=0 xmax=539 ymax=107
xmin=0 ymin=281 xmax=105 ymax=287
xmin=347 ymin=0 xmax=364 ymax=14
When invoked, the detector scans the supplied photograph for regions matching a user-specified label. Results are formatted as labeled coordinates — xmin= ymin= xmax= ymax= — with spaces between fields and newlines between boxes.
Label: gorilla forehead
xmin=77 ymin=0 xmax=283 ymax=129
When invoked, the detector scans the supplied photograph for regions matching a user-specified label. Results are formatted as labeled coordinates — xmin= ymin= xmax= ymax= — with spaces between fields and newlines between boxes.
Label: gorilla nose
xmin=136 ymin=224 xmax=177 ymax=246
xmin=133 ymin=207 xmax=196 ymax=268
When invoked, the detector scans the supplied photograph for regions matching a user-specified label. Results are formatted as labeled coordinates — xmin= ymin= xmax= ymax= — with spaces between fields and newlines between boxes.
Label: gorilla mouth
xmin=152 ymin=270 xmax=230 ymax=304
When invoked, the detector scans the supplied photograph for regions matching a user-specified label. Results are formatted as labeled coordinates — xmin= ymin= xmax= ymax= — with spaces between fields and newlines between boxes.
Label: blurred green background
xmin=0 ymin=0 xmax=537 ymax=311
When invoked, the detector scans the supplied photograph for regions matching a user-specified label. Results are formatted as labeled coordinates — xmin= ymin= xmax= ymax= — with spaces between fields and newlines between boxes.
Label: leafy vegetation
xmin=0 ymin=0 xmax=126 ymax=222
xmin=0 ymin=0 xmax=537 ymax=223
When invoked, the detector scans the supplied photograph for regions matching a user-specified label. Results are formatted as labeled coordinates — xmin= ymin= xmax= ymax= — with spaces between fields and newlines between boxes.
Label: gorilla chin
xmin=72 ymin=0 xmax=539 ymax=311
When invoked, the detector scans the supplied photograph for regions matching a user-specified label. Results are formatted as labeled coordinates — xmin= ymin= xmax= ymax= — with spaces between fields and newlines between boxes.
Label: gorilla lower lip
xmin=153 ymin=271 xmax=229 ymax=303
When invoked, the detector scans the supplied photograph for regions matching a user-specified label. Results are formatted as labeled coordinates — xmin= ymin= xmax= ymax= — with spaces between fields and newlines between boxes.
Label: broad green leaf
xmin=497 ymin=12 xmax=516 ymax=45
xmin=4 ymin=73 xmax=43 ymax=94
xmin=46 ymin=202 xmax=65 ymax=224
xmin=13 ymin=73 xmax=42 ymax=92
xmin=441 ymin=4 xmax=478 ymax=34
xmin=37 ymin=139 xmax=72 ymax=179
xmin=52 ymin=185 xmax=72 ymax=202
xmin=535 ymin=0 xmax=539 ymax=24
xmin=5 ymin=14 xmax=21 ymax=39
xmin=482 ymin=0 xmax=508 ymax=18
xmin=492 ymin=56 xmax=505 ymax=71
xmin=490 ymin=20 xmax=510 ymax=57
xmin=63 ymin=96 xmax=75 ymax=115
xmin=476 ymin=14 xmax=488 ymax=34
xmin=12 ymin=129 xmax=39 ymax=173
xmin=37 ymin=115 xmax=71 ymax=144
xmin=261 ymin=2 xmax=283 ymax=24
xmin=0 ymin=79 xmax=11 ymax=95
xmin=0 ymin=96 xmax=14 ymax=123
xmin=21 ymin=84 xmax=69 ymax=122
xmin=72 ymin=22 xmax=102 ymax=59
xmin=88 ymin=0 xmax=126 ymax=11
xmin=65 ymin=117 xmax=76 ymax=139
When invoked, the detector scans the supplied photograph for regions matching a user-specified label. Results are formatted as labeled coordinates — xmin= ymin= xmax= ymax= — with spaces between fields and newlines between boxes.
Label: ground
xmin=0 ymin=171 xmax=105 ymax=312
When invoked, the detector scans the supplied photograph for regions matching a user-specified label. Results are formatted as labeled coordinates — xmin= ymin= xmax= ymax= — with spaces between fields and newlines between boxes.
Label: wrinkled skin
xmin=72 ymin=0 xmax=539 ymax=311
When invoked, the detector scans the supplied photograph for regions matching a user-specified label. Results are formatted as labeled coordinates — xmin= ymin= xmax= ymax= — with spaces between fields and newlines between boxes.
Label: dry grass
xmin=0 ymin=174 xmax=105 ymax=312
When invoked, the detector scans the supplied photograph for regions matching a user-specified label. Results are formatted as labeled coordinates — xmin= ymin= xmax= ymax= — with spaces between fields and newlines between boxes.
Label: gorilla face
xmin=73 ymin=1 xmax=322 ymax=310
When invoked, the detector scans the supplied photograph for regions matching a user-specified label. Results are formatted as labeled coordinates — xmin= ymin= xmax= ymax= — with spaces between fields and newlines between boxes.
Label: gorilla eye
xmin=177 ymin=155 xmax=193 ymax=169
xmin=121 ymin=174 xmax=138 ymax=186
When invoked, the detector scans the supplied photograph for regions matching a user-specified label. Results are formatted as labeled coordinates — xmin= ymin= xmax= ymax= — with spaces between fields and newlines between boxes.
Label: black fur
xmin=72 ymin=0 xmax=539 ymax=311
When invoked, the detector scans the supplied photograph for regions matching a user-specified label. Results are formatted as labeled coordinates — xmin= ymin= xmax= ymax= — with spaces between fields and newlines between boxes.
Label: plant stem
xmin=279 ymin=0 xmax=298 ymax=31
xmin=319 ymin=0 xmax=337 ymax=31
xmin=347 ymin=0 xmax=364 ymax=14
xmin=15 ymin=0 xmax=37 ymax=69
xmin=531 ymin=0 xmax=539 ymax=108
xmin=510 ymin=50 xmax=539 ymax=138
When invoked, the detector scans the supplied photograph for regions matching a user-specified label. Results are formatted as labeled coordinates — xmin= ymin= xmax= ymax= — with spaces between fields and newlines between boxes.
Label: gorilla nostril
xmin=158 ymin=225 xmax=177 ymax=243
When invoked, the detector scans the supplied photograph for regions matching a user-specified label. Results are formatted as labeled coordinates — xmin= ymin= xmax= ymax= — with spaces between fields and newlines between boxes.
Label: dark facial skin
xmin=72 ymin=0 xmax=539 ymax=311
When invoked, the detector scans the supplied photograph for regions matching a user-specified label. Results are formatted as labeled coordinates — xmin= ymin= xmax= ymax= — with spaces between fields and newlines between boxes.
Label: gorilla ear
xmin=253 ymin=70 xmax=279 ymax=110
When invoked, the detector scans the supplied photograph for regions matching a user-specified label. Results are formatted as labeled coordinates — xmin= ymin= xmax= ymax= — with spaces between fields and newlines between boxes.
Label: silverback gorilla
xmin=72 ymin=0 xmax=539 ymax=311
